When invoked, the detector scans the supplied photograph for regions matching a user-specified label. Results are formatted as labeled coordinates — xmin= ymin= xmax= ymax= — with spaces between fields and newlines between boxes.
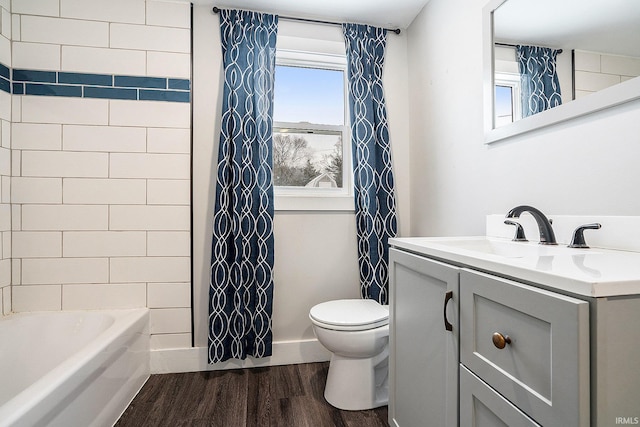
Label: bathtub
xmin=0 ymin=309 xmax=149 ymax=427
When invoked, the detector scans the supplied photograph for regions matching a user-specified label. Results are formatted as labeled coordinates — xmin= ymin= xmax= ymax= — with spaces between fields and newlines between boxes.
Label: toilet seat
xmin=309 ymin=299 xmax=389 ymax=331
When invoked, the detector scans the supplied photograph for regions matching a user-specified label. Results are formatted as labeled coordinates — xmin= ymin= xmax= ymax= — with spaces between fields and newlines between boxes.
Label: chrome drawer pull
xmin=492 ymin=332 xmax=512 ymax=349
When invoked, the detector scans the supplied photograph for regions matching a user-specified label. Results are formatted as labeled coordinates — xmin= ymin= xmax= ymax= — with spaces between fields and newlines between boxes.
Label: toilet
xmin=309 ymin=299 xmax=390 ymax=411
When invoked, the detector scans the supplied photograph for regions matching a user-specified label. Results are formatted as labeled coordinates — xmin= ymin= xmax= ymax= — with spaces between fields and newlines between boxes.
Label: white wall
xmin=407 ymin=0 xmax=640 ymax=238
xmin=192 ymin=6 xmax=411 ymax=350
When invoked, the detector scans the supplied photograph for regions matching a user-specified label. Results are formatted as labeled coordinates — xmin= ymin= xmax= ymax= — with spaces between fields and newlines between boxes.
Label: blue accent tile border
xmin=140 ymin=89 xmax=191 ymax=103
xmin=13 ymin=69 xmax=57 ymax=83
xmin=115 ymin=75 xmax=167 ymax=89
xmin=0 ymin=63 xmax=190 ymax=103
xmin=26 ymin=83 xmax=83 ymax=97
xmin=59 ymin=72 xmax=113 ymax=86
xmin=0 ymin=78 xmax=9 ymax=94
xmin=0 ymin=64 xmax=9 ymax=80
xmin=84 ymin=86 xmax=138 ymax=100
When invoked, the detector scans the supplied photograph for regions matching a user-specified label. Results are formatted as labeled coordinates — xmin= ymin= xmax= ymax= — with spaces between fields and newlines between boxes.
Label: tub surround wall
xmin=574 ymin=50 xmax=640 ymax=99
xmin=0 ymin=1 xmax=10 ymax=316
xmin=5 ymin=0 xmax=193 ymax=350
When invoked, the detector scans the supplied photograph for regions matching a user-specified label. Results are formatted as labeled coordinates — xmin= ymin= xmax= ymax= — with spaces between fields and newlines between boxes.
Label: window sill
xmin=274 ymin=195 xmax=354 ymax=212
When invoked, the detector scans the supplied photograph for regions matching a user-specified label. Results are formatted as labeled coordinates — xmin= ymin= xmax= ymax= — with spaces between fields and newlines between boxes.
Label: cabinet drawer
xmin=460 ymin=365 xmax=541 ymax=427
xmin=460 ymin=269 xmax=590 ymax=427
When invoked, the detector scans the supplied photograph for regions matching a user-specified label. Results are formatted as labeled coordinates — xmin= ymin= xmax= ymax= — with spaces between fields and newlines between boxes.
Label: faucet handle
xmin=504 ymin=220 xmax=528 ymax=242
xmin=568 ymin=223 xmax=601 ymax=248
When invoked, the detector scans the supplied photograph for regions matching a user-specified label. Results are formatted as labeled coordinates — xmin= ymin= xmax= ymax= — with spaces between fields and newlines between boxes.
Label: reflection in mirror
xmin=490 ymin=0 xmax=640 ymax=129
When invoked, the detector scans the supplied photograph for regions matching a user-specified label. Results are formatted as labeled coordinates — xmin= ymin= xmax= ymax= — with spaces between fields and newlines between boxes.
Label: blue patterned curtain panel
xmin=517 ymin=45 xmax=562 ymax=117
xmin=209 ymin=9 xmax=278 ymax=363
xmin=343 ymin=23 xmax=398 ymax=305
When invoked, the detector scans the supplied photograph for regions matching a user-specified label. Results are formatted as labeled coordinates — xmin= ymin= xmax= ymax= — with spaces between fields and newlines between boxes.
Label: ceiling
xmin=190 ymin=0 xmax=432 ymax=30
xmin=188 ymin=0 xmax=639 ymax=56
xmin=494 ymin=0 xmax=640 ymax=57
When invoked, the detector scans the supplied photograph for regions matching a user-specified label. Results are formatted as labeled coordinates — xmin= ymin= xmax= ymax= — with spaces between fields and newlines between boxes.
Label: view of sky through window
xmin=274 ymin=65 xmax=344 ymax=125
xmin=495 ymin=85 xmax=514 ymax=126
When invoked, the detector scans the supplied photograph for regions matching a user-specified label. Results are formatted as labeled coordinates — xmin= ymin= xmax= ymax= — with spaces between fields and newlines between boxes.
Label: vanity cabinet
xmin=389 ymin=243 xmax=640 ymax=427
xmin=388 ymin=248 xmax=460 ymax=427
xmin=459 ymin=269 xmax=590 ymax=427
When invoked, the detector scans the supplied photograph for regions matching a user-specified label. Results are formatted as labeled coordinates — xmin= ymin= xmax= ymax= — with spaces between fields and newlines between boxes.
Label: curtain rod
xmin=495 ymin=42 xmax=563 ymax=54
xmin=212 ymin=6 xmax=401 ymax=35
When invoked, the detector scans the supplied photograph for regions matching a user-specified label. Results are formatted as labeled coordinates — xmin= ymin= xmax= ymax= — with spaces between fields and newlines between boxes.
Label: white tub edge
xmin=0 ymin=309 xmax=149 ymax=427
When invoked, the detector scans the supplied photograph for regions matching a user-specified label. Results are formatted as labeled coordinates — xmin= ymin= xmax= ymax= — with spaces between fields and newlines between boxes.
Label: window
xmin=495 ymin=73 xmax=522 ymax=127
xmin=272 ymin=50 xmax=352 ymax=211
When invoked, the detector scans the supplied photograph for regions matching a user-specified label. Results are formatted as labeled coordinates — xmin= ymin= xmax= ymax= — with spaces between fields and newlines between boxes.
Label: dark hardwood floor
xmin=116 ymin=362 xmax=389 ymax=427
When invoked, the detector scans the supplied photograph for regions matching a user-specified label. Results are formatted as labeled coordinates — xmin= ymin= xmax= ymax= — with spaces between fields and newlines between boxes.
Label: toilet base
xmin=323 ymin=346 xmax=389 ymax=411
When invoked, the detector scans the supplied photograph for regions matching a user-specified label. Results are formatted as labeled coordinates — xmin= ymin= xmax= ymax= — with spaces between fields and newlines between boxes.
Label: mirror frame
xmin=483 ymin=0 xmax=640 ymax=144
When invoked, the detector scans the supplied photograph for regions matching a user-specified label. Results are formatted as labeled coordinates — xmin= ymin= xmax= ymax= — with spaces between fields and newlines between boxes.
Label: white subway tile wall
xmin=12 ymin=0 xmax=59 ymax=17
xmin=7 ymin=0 xmax=193 ymax=348
xmin=63 ymin=125 xmax=147 ymax=153
xmin=63 ymin=231 xmax=147 ymax=257
xmin=150 ymin=333 xmax=191 ymax=350
xmin=109 ymin=100 xmax=190 ymax=128
xmin=149 ymin=307 xmax=191 ymax=335
xmin=574 ymin=50 xmax=640 ymax=99
xmin=62 ymin=178 xmax=147 ymax=205
xmin=21 ymin=16 xmax=110 ymax=47
xmin=110 ymin=24 xmax=190 ymax=53
xmin=0 ymin=1 xmax=8 ymax=315
xmin=13 ymin=231 xmax=62 ymax=258
xmin=62 ymin=283 xmax=147 ymax=310
xmin=12 ymin=177 xmax=62 ymax=203
xmin=60 ymin=0 xmax=146 ymax=24
xmin=12 ymin=42 xmax=61 ymax=70
xmin=61 ymin=46 xmax=147 ymax=75
xmin=147 ymin=51 xmax=191 ymax=79
xmin=0 ymin=37 xmax=8 ymax=66
xmin=12 ymin=123 xmax=62 ymax=150
xmin=12 ymin=284 xmax=62 ymax=311
xmin=21 ymin=97 xmax=109 ymax=126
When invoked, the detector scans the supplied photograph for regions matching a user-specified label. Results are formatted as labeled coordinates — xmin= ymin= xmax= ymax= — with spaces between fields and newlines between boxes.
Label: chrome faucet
xmin=505 ymin=205 xmax=557 ymax=245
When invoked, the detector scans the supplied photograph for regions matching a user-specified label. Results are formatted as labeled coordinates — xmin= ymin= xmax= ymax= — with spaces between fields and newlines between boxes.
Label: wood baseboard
xmin=150 ymin=338 xmax=332 ymax=374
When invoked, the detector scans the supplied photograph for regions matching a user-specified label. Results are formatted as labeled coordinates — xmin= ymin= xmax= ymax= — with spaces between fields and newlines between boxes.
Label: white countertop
xmin=389 ymin=236 xmax=640 ymax=297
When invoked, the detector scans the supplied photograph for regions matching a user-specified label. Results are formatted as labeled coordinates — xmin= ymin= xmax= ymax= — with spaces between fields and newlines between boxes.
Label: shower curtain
xmin=343 ymin=23 xmax=398 ymax=305
xmin=517 ymin=45 xmax=562 ymax=117
xmin=209 ymin=9 xmax=278 ymax=363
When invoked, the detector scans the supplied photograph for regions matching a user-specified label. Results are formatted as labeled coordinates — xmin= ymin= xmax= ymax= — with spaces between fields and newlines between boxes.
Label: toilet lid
xmin=309 ymin=299 xmax=389 ymax=331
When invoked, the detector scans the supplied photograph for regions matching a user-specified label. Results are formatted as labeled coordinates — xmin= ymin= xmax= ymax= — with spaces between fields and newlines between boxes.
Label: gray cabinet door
xmin=389 ymin=248 xmax=459 ymax=427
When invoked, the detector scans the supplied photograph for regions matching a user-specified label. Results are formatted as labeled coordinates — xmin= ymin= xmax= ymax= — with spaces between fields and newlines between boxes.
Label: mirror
xmin=483 ymin=0 xmax=640 ymax=143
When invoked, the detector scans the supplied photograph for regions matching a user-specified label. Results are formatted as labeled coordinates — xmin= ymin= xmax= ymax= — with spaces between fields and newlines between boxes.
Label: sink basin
xmin=389 ymin=236 xmax=640 ymax=298
xmin=430 ymin=238 xmax=594 ymax=259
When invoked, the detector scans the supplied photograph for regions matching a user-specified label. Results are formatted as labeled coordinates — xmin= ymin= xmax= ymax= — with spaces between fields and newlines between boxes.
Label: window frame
xmin=494 ymin=72 xmax=522 ymax=127
xmin=272 ymin=49 xmax=353 ymax=212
